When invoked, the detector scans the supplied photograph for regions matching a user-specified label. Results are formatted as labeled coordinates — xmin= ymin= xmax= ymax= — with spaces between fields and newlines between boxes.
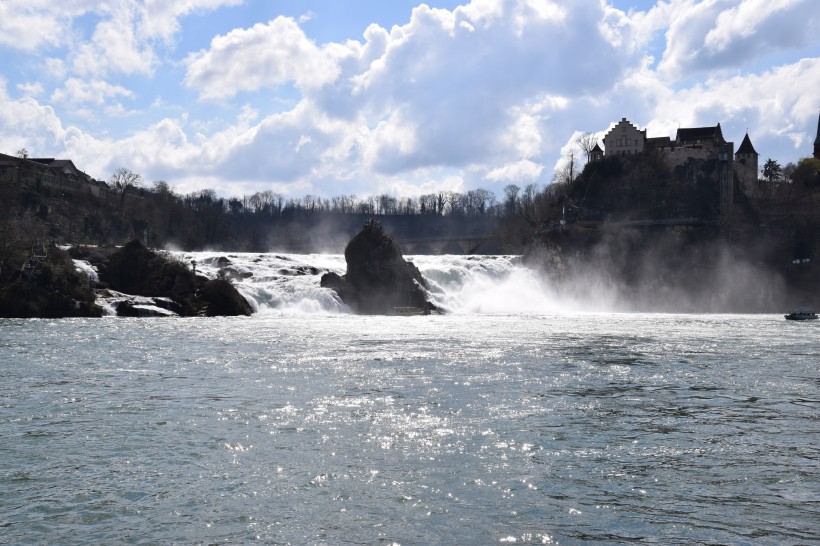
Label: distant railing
xmin=607 ymin=218 xmax=718 ymax=227
xmin=394 ymin=235 xmax=493 ymax=244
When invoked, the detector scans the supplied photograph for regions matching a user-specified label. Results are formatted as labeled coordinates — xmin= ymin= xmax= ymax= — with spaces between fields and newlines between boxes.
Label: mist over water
xmin=526 ymin=230 xmax=796 ymax=313
xmin=80 ymin=246 xmax=800 ymax=318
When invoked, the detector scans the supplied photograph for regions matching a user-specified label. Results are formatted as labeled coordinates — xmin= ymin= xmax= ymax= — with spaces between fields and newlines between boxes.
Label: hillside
xmin=522 ymin=155 xmax=820 ymax=312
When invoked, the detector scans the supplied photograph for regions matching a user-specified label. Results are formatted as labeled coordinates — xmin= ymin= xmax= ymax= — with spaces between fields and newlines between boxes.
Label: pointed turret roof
xmin=814 ymin=110 xmax=820 ymax=146
xmin=736 ymin=132 xmax=757 ymax=155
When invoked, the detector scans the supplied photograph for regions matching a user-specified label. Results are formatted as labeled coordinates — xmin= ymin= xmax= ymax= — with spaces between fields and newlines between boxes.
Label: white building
xmin=603 ymin=118 xmax=646 ymax=157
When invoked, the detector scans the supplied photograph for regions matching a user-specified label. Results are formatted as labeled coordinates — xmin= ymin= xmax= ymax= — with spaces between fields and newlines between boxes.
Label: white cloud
xmin=657 ymin=0 xmax=820 ymax=79
xmin=1 ymin=0 xmax=818 ymax=199
xmin=72 ymin=6 xmax=156 ymax=77
xmin=0 ymin=79 xmax=67 ymax=156
xmin=0 ymin=1 xmax=242 ymax=79
xmin=45 ymin=58 xmax=69 ymax=81
xmin=653 ymin=57 xmax=820 ymax=153
xmin=16 ymin=82 xmax=44 ymax=97
xmin=484 ymin=159 xmax=544 ymax=182
xmin=140 ymin=0 xmax=244 ymax=42
xmin=51 ymin=78 xmax=134 ymax=105
xmin=0 ymin=1 xmax=65 ymax=51
xmin=184 ymin=17 xmax=342 ymax=100
xmin=340 ymin=0 xmax=631 ymax=178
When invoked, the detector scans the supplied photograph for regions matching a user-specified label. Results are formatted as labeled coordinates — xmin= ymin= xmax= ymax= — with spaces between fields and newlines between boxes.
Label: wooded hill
xmin=1 ymin=152 xmax=818 ymax=312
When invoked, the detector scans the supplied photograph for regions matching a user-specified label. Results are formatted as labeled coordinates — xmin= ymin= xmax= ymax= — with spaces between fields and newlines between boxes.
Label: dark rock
xmin=196 ymin=279 xmax=253 ymax=316
xmin=100 ymin=240 xmax=253 ymax=317
xmin=0 ymin=246 xmax=102 ymax=318
xmin=198 ymin=256 xmax=232 ymax=267
xmin=115 ymin=300 xmax=173 ymax=318
xmin=115 ymin=301 xmax=140 ymax=317
xmin=322 ymin=220 xmax=438 ymax=314
xmin=320 ymin=271 xmax=349 ymax=301
xmin=218 ymin=266 xmax=253 ymax=280
xmin=152 ymin=297 xmax=184 ymax=315
xmin=100 ymin=240 xmax=199 ymax=314
xmin=280 ymin=266 xmax=321 ymax=276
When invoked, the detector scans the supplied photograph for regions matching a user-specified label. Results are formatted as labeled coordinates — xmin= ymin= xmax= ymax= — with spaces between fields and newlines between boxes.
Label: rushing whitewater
xmin=157 ymin=252 xmax=594 ymax=316
xmin=80 ymin=250 xmax=782 ymax=316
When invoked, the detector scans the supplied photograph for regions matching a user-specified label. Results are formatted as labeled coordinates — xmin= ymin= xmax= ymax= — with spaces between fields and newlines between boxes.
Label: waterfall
xmin=177 ymin=252 xmax=568 ymax=315
xmin=73 ymin=251 xmax=620 ymax=315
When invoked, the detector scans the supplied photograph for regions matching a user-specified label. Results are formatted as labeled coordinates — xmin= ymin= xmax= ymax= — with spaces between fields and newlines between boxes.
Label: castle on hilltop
xmin=595 ymin=117 xmax=761 ymax=217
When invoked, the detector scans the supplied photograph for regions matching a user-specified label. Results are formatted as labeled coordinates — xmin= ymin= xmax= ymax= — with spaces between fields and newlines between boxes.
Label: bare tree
xmin=503 ymin=184 xmax=521 ymax=217
xmin=576 ymin=132 xmax=599 ymax=164
xmin=110 ymin=167 xmax=143 ymax=210
xmin=16 ymin=148 xmax=29 ymax=159
xmin=552 ymin=153 xmax=577 ymax=186
xmin=152 ymin=180 xmax=175 ymax=202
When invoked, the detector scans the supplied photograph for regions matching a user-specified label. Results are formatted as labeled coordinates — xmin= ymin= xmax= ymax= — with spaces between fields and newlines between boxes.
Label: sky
xmin=1 ymin=0 xmax=819 ymax=200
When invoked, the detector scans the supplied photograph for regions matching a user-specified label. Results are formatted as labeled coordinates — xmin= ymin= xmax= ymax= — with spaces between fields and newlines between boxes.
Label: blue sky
xmin=1 ymin=0 xmax=818 ymax=199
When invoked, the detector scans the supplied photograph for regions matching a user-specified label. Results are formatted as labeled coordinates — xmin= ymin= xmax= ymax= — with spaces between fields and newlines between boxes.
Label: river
xmin=1 ymin=253 xmax=818 ymax=544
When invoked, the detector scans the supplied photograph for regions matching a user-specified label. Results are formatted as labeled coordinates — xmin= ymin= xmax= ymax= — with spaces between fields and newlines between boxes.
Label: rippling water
xmin=2 ymin=312 xmax=818 ymax=545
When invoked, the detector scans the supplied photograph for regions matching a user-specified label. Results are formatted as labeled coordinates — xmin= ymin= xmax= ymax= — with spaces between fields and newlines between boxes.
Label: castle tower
xmin=590 ymin=142 xmax=604 ymax=162
xmin=603 ymin=118 xmax=646 ymax=157
xmin=814 ymin=109 xmax=820 ymax=159
xmin=735 ymin=132 xmax=759 ymax=195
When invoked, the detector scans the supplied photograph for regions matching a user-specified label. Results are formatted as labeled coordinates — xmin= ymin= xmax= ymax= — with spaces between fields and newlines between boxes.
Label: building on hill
xmin=661 ymin=123 xmax=733 ymax=168
xmin=0 ymin=152 xmax=109 ymax=198
xmin=675 ymin=124 xmax=726 ymax=146
xmin=645 ymin=136 xmax=672 ymax=152
xmin=590 ymin=143 xmax=604 ymax=162
xmin=599 ymin=118 xmax=736 ymax=217
xmin=603 ymin=118 xmax=646 ymax=157
xmin=734 ymin=132 xmax=759 ymax=194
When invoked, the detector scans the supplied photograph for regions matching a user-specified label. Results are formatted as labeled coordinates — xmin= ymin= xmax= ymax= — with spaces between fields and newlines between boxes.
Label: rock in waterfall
xmin=321 ymin=220 xmax=438 ymax=315
xmin=99 ymin=239 xmax=252 ymax=317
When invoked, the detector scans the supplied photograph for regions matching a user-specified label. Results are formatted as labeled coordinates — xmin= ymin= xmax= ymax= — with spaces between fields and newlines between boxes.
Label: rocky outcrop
xmin=99 ymin=240 xmax=198 ymax=311
xmin=321 ymin=220 xmax=438 ymax=314
xmin=97 ymin=240 xmax=252 ymax=317
xmin=0 ymin=246 xmax=102 ymax=318
xmin=197 ymin=279 xmax=254 ymax=316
